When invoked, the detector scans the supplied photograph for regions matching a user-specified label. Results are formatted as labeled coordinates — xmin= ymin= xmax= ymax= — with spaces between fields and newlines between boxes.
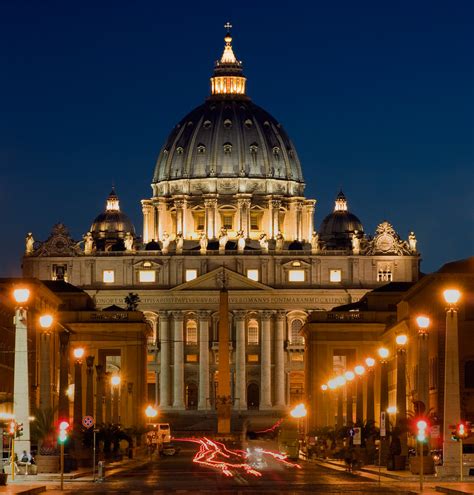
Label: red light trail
xmin=175 ymin=437 xmax=300 ymax=477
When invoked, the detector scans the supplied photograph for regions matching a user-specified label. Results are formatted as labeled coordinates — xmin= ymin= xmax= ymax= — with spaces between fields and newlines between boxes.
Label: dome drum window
xmin=197 ymin=144 xmax=206 ymax=154
xmin=223 ymin=143 xmax=232 ymax=154
xmin=176 ymin=147 xmax=184 ymax=155
xmin=223 ymin=119 xmax=232 ymax=129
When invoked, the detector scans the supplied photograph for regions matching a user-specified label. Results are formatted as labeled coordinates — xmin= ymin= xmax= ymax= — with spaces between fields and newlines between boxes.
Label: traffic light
xmin=17 ymin=423 xmax=23 ymax=438
xmin=416 ymin=419 xmax=428 ymax=443
xmin=58 ymin=420 xmax=69 ymax=444
xmin=452 ymin=422 xmax=470 ymax=441
xmin=8 ymin=421 xmax=15 ymax=436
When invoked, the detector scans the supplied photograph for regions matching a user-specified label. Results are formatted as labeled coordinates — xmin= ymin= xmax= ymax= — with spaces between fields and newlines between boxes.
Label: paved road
xmin=52 ymin=443 xmax=414 ymax=494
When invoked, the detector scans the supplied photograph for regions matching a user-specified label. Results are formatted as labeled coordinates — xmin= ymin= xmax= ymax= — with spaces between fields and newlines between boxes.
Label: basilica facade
xmin=22 ymin=29 xmax=420 ymax=416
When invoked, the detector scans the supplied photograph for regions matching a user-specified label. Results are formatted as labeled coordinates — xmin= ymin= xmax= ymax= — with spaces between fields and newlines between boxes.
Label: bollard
xmin=97 ymin=461 xmax=106 ymax=482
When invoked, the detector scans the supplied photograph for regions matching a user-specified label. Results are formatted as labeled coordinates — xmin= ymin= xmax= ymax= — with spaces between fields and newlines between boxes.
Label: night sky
xmin=1 ymin=0 xmax=473 ymax=276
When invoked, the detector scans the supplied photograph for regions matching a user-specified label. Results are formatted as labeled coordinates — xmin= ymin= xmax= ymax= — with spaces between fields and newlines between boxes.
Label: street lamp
xmin=12 ymin=287 xmax=31 ymax=456
xmin=416 ymin=315 xmax=430 ymax=430
xmin=395 ymin=334 xmax=408 ymax=457
xmin=145 ymin=405 xmax=158 ymax=420
xmin=354 ymin=365 xmax=365 ymax=425
xmin=111 ymin=374 xmax=121 ymax=424
xmin=345 ymin=371 xmax=355 ymax=426
xmin=378 ymin=347 xmax=390 ymax=465
xmin=39 ymin=314 xmax=53 ymax=330
xmin=364 ymin=357 xmax=376 ymax=423
xmin=442 ymin=288 xmax=462 ymax=476
xmin=73 ymin=347 xmax=85 ymax=432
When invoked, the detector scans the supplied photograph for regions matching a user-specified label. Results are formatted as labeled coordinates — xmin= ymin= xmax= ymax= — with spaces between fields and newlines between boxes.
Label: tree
xmin=30 ymin=406 xmax=57 ymax=454
xmin=124 ymin=293 xmax=140 ymax=311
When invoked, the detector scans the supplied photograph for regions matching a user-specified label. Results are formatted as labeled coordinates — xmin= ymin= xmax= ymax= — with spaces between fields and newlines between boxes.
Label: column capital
xmin=204 ymin=197 xmax=218 ymax=208
xmin=233 ymin=310 xmax=247 ymax=321
xmin=197 ymin=310 xmax=212 ymax=321
xmin=237 ymin=198 xmax=251 ymax=208
xmin=86 ymin=355 xmax=95 ymax=369
xmin=260 ymin=310 xmax=274 ymax=320
xmin=95 ymin=364 xmax=104 ymax=378
xmin=172 ymin=311 xmax=185 ymax=321
xmin=275 ymin=310 xmax=286 ymax=321
xmin=158 ymin=310 xmax=169 ymax=319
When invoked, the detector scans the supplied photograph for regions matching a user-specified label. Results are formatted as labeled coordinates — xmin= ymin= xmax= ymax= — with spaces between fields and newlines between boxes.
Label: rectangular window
xmin=247 ymin=354 xmax=259 ymax=363
xmin=250 ymin=212 xmax=261 ymax=231
xmin=186 ymin=354 xmax=198 ymax=363
xmin=377 ymin=270 xmax=393 ymax=282
xmin=246 ymin=269 xmax=259 ymax=281
xmin=139 ymin=270 xmax=156 ymax=283
xmin=185 ymin=269 xmax=198 ymax=282
xmin=194 ymin=213 xmax=205 ymax=231
xmin=103 ymin=270 xmax=115 ymax=283
xmin=330 ymin=269 xmax=342 ymax=282
xmin=221 ymin=213 xmax=234 ymax=230
xmin=288 ymin=269 xmax=305 ymax=282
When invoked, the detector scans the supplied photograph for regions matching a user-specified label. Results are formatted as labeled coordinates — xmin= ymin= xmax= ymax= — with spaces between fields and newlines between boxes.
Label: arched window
xmin=290 ymin=319 xmax=304 ymax=345
xmin=465 ymin=360 xmax=474 ymax=388
xmin=186 ymin=319 xmax=198 ymax=345
xmin=247 ymin=319 xmax=259 ymax=345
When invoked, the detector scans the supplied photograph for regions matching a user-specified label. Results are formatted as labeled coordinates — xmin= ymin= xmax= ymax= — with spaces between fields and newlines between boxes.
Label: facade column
xmin=337 ymin=388 xmax=344 ymax=427
xmin=234 ymin=311 xmax=247 ymax=410
xmin=95 ymin=364 xmax=104 ymax=425
xmin=396 ymin=343 xmax=408 ymax=455
xmin=304 ymin=200 xmax=316 ymax=241
xmin=73 ymin=355 xmax=84 ymax=433
xmin=157 ymin=201 xmax=166 ymax=241
xmin=380 ymin=359 xmax=390 ymax=465
xmin=58 ymin=330 xmax=70 ymax=421
xmin=173 ymin=312 xmax=185 ymax=408
xmin=104 ymin=372 xmax=112 ymax=423
xmin=85 ymin=355 xmax=95 ymax=417
xmin=204 ymin=197 xmax=218 ymax=239
xmin=272 ymin=199 xmax=281 ymax=238
xmin=417 ymin=332 xmax=429 ymax=414
xmin=267 ymin=197 xmax=274 ymax=239
xmin=274 ymin=311 xmax=286 ymax=408
xmin=237 ymin=197 xmax=251 ymax=238
xmin=346 ymin=381 xmax=354 ymax=425
xmin=366 ymin=367 xmax=375 ymax=423
xmin=158 ymin=311 xmax=170 ymax=408
xmin=39 ymin=331 xmax=52 ymax=410
xmin=141 ymin=200 xmax=153 ymax=243
xmin=198 ymin=311 xmax=211 ymax=410
xmin=174 ymin=199 xmax=184 ymax=235
xmin=260 ymin=311 xmax=273 ymax=409
xmin=295 ymin=201 xmax=303 ymax=241
xmin=355 ymin=376 xmax=363 ymax=424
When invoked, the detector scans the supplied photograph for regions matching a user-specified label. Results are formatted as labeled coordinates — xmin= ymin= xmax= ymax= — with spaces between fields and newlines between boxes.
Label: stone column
xmin=58 ymin=330 xmax=70 ymax=421
xmin=158 ymin=311 xmax=170 ymax=408
xmin=304 ymin=201 xmax=315 ymax=241
xmin=234 ymin=311 xmax=247 ymax=410
xmin=260 ymin=311 xmax=273 ymax=409
xmin=442 ymin=306 xmax=462 ymax=476
xmin=172 ymin=312 xmax=185 ymax=408
xmin=295 ymin=201 xmax=303 ymax=241
xmin=380 ymin=359 xmax=389 ymax=464
xmin=417 ymin=332 xmax=429 ymax=415
xmin=85 ymin=356 xmax=95 ymax=417
xmin=112 ymin=382 xmax=120 ymax=424
xmin=204 ymin=197 xmax=218 ymax=239
xmin=174 ymin=199 xmax=185 ymax=235
xmin=274 ymin=311 xmax=286 ymax=408
xmin=95 ymin=364 xmax=104 ymax=425
xmin=396 ymin=344 xmax=407 ymax=455
xmin=267 ymin=197 xmax=274 ymax=238
xmin=39 ymin=331 xmax=52 ymax=410
xmin=337 ymin=388 xmax=344 ymax=428
xmin=157 ymin=201 xmax=166 ymax=241
xmin=73 ymin=356 xmax=83 ymax=433
xmin=104 ymin=372 xmax=112 ymax=423
xmin=141 ymin=200 xmax=153 ymax=243
xmin=366 ymin=367 xmax=375 ymax=423
xmin=237 ymin=198 xmax=251 ymax=238
xmin=346 ymin=381 xmax=353 ymax=425
xmin=356 ymin=376 xmax=364 ymax=424
xmin=198 ymin=311 xmax=211 ymax=410
xmin=13 ymin=308 xmax=31 ymax=455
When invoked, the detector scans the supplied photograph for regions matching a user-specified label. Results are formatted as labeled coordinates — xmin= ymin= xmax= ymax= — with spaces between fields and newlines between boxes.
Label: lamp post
xmin=111 ymin=374 xmax=121 ymax=424
xmin=335 ymin=375 xmax=346 ymax=427
xmin=395 ymin=334 xmax=408 ymax=458
xmin=345 ymin=371 xmax=355 ymax=426
xmin=145 ymin=405 xmax=158 ymax=459
xmin=378 ymin=347 xmax=390 ymax=466
xmin=442 ymin=288 xmax=462 ymax=477
xmin=321 ymin=384 xmax=329 ymax=427
xmin=12 ymin=288 xmax=32 ymax=456
xmin=328 ymin=378 xmax=338 ymax=427
xmin=73 ymin=347 xmax=85 ymax=433
xmin=290 ymin=403 xmax=307 ymax=458
xmin=365 ymin=357 xmax=376 ymax=423
xmin=416 ymin=316 xmax=430 ymax=415
xmin=354 ymin=365 xmax=365 ymax=425
xmin=39 ymin=315 xmax=53 ymax=410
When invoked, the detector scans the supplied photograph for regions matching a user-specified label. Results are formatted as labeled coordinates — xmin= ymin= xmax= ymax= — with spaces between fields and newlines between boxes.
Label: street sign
xmin=82 ymin=416 xmax=95 ymax=429
xmin=353 ymin=427 xmax=362 ymax=445
xmin=431 ymin=425 xmax=440 ymax=439
xmin=380 ymin=411 xmax=386 ymax=437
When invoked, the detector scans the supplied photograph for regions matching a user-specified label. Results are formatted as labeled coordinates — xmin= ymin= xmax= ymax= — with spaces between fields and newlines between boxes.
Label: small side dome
xmin=90 ymin=187 xmax=136 ymax=251
xmin=319 ymin=191 xmax=364 ymax=250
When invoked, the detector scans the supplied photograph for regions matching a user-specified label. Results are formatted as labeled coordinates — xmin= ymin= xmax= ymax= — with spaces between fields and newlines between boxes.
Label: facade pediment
xmin=170 ymin=267 xmax=273 ymax=292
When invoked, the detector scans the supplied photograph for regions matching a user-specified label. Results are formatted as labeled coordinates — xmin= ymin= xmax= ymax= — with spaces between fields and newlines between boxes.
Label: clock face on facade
xmin=376 ymin=234 xmax=394 ymax=253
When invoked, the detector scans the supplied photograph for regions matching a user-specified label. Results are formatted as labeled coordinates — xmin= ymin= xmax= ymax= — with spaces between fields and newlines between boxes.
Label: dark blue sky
xmin=1 ymin=0 xmax=473 ymax=275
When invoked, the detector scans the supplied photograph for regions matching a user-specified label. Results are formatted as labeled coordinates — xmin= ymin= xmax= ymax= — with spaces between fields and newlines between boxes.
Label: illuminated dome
xmin=90 ymin=188 xmax=136 ymax=247
xmin=319 ymin=191 xmax=364 ymax=249
xmin=151 ymin=28 xmax=304 ymax=196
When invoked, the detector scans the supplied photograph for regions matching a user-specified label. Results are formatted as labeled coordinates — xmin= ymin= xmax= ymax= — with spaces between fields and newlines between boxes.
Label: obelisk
xmin=217 ymin=287 xmax=232 ymax=434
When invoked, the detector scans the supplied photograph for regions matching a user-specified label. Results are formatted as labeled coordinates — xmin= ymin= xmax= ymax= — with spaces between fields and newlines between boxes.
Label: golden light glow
xmin=329 ymin=269 xmax=342 ymax=283
xmin=111 ymin=375 xmax=121 ymax=386
xmin=387 ymin=406 xmax=397 ymax=414
xmin=145 ymin=405 xmax=158 ymax=418
xmin=39 ymin=314 xmax=53 ymax=329
xmin=365 ymin=357 xmax=375 ymax=368
xmin=13 ymin=288 xmax=30 ymax=304
xmin=345 ymin=371 xmax=355 ymax=381
xmin=321 ymin=384 xmax=328 ymax=391
xmin=335 ymin=375 xmax=346 ymax=387
xmin=211 ymin=76 xmax=246 ymax=95
xmin=354 ymin=365 xmax=365 ymax=376
xmin=378 ymin=347 xmax=389 ymax=360
xmin=66 ymin=384 xmax=74 ymax=399
xmin=416 ymin=315 xmax=430 ymax=329
xmin=103 ymin=270 xmax=115 ymax=283
xmin=443 ymin=289 xmax=461 ymax=305
xmin=396 ymin=334 xmax=408 ymax=346
xmin=290 ymin=403 xmax=307 ymax=419
xmin=288 ymin=269 xmax=305 ymax=282
xmin=328 ymin=379 xmax=337 ymax=390
xmin=73 ymin=347 xmax=85 ymax=360
xmin=139 ymin=270 xmax=156 ymax=283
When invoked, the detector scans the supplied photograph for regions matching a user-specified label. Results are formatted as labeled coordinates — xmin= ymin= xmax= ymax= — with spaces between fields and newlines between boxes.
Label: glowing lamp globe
xmin=354 ymin=365 xmax=365 ymax=376
xmin=321 ymin=384 xmax=328 ymax=391
xmin=145 ymin=405 xmax=158 ymax=418
xmin=13 ymin=288 xmax=30 ymax=304
xmin=73 ymin=348 xmax=85 ymax=359
xmin=396 ymin=334 xmax=408 ymax=346
xmin=290 ymin=403 xmax=307 ymax=418
xmin=39 ymin=314 xmax=53 ymax=329
xmin=378 ymin=347 xmax=389 ymax=360
xmin=111 ymin=375 xmax=121 ymax=386
xmin=328 ymin=379 xmax=337 ymax=390
xmin=365 ymin=357 xmax=375 ymax=368
xmin=416 ymin=316 xmax=430 ymax=329
xmin=345 ymin=371 xmax=355 ymax=381
xmin=335 ymin=375 xmax=346 ymax=387
xmin=443 ymin=289 xmax=461 ymax=305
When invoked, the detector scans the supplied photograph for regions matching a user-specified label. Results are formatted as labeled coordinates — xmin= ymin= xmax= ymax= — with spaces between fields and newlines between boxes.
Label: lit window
xmin=247 ymin=354 xmax=259 ymax=363
xmin=221 ymin=213 xmax=234 ymax=230
xmin=377 ymin=267 xmax=392 ymax=282
xmin=185 ymin=269 xmax=198 ymax=282
xmin=186 ymin=354 xmax=198 ymax=363
xmin=247 ymin=319 xmax=259 ymax=345
xmin=247 ymin=269 xmax=259 ymax=281
xmin=291 ymin=319 xmax=304 ymax=345
xmin=194 ymin=213 xmax=205 ymax=231
xmin=291 ymin=354 xmax=304 ymax=362
xmin=250 ymin=212 xmax=262 ymax=231
xmin=103 ymin=270 xmax=115 ymax=283
xmin=289 ymin=269 xmax=305 ymax=282
xmin=186 ymin=320 xmax=198 ymax=345
xmin=139 ymin=270 xmax=156 ymax=283
xmin=143 ymin=261 xmax=152 ymax=267
xmin=330 ymin=269 xmax=342 ymax=282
